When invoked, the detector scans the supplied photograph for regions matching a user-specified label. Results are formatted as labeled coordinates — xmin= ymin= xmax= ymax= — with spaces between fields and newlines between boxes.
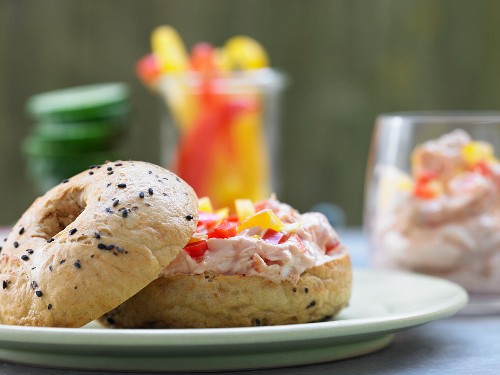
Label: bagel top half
xmin=0 ymin=161 xmax=198 ymax=327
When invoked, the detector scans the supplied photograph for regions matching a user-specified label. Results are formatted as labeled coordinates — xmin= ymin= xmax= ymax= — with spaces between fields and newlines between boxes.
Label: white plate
xmin=0 ymin=269 xmax=467 ymax=372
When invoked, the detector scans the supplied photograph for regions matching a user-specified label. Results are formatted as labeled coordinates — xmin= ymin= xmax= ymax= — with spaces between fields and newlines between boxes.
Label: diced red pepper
xmin=416 ymin=170 xmax=437 ymax=185
xmin=262 ymin=229 xmax=288 ymax=245
xmin=414 ymin=183 xmax=436 ymax=200
xmin=472 ymin=160 xmax=493 ymax=177
xmin=183 ymin=240 xmax=208 ymax=258
xmin=198 ymin=212 xmax=220 ymax=226
xmin=208 ymin=220 xmax=238 ymax=239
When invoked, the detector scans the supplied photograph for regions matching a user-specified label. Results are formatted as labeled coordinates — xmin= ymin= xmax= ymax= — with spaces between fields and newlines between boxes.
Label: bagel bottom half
xmin=100 ymin=252 xmax=352 ymax=328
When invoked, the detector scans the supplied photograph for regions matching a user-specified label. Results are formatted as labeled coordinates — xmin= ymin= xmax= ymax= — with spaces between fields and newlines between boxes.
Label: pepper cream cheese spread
xmin=162 ymin=197 xmax=345 ymax=284
xmin=372 ymin=130 xmax=500 ymax=293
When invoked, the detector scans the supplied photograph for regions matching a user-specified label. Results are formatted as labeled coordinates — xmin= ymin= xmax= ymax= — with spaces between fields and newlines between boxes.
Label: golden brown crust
xmin=101 ymin=252 xmax=352 ymax=328
xmin=0 ymin=161 xmax=198 ymax=327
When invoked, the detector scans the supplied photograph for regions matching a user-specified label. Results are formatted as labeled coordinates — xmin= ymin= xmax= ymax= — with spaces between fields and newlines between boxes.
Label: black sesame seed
xmin=293 ymin=288 xmax=297 ymax=293
xmin=89 ymin=165 xmax=97 ymax=169
xmin=106 ymin=316 xmax=116 ymax=325
xmin=113 ymin=252 xmax=118 ymax=256
xmin=106 ymin=244 xmax=115 ymax=250
xmin=148 ymin=188 xmax=154 ymax=195
xmin=69 ymin=228 xmax=77 ymax=235
xmin=20 ymin=255 xmax=29 ymax=261
xmin=60 ymin=259 xmax=66 ymax=265
xmin=96 ymin=165 xmax=101 ymax=168
xmin=148 ymin=171 xmax=152 ymax=174
xmin=3 ymin=238 xmax=6 ymax=242
xmin=106 ymin=183 xmax=112 ymax=187
xmin=105 ymin=207 xmax=113 ymax=214
xmin=113 ymin=199 xmax=119 ymax=207
xmin=304 ymin=287 xmax=309 ymax=294
xmin=48 ymin=304 xmax=52 ymax=310
xmin=74 ymin=286 xmax=78 ymax=289
xmin=19 ymin=227 xmax=25 ymax=235
xmin=107 ymin=171 xmax=114 ymax=175
xmin=49 ymin=265 xmax=53 ymax=272
xmin=97 ymin=243 xmax=107 ymax=250
xmin=306 ymin=300 xmax=316 ymax=309
xmin=145 ymin=203 xmax=151 ymax=207
xmin=26 ymin=249 xmax=34 ymax=254
xmin=35 ymin=291 xmax=43 ymax=297
xmin=116 ymin=246 xmax=123 ymax=253
xmin=90 ymin=254 xmax=95 ymax=258
xmin=186 ymin=214 xmax=194 ymax=221
xmin=95 ymin=232 xmax=101 ymax=239
xmin=117 ymin=183 xmax=127 ymax=188
xmin=176 ymin=177 xmax=181 ymax=182
xmin=2 ymin=280 xmax=7 ymax=289
xmin=107 ymin=166 xmax=113 ymax=171
xmin=89 ymin=171 xmax=94 ymax=175
xmin=122 ymin=210 xmax=128 ymax=218
xmin=13 ymin=241 xmax=19 ymax=248
xmin=62 ymin=179 xmax=69 ymax=184
xmin=74 ymin=261 xmax=81 ymax=269
xmin=47 ymin=238 xmax=55 ymax=243
xmin=139 ymin=192 xmax=145 ymax=198
xmin=0 ymin=246 xmax=2 ymax=252
xmin=115 ymin=163 xmax=123 ymax=167
xmin=32 ymin=281 xmax=38 ymax=289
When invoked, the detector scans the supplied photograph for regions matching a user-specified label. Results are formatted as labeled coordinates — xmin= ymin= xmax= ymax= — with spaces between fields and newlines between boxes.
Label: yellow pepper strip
xmin=235 ymin=199 xmax=255 ymax=222
xmin=223 ymin=36 xmax=269 ymax=70
xmin=151 ymin=26 xmax=189 ymax=73
xmin=462 ymin=141 xmax=496 ymax=167
xmin=238 ymin=209 xmax=284 ymax=233
xmin=198 ymin=196 xmax=214 ymax=213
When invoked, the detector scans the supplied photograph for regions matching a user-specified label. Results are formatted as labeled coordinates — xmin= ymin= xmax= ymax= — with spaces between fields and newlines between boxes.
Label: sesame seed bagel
xmin=0 ymin=161 xmax=198 ymax=327
xmin=101 ymin=250 xmax=352 ymax=328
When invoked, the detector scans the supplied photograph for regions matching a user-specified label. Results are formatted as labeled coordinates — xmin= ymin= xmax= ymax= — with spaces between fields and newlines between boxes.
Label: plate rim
xmin=0 ymin=268 xmax=468 ymax=348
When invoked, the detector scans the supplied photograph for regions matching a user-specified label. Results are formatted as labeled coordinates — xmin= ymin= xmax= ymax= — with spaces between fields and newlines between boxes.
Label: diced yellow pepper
xmin=235 ymin=199 xmax=255 ymax=222
xmin=198 ymin=196 xmax=214 ymax=213
xmin=283 ymin=222 xmax=301 ymax=234
xmin=238 ymin=209 xmax=284 ymax=233
xmin=462 ymin=141 xmax=495 ymax=167
xmin=216 ymin=207 xmax=229 ymax=220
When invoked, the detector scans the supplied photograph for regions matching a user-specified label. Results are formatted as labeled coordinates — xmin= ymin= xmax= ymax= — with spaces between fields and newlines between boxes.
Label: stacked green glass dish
xmin=23 ymin=83 xmax=130 ymax=193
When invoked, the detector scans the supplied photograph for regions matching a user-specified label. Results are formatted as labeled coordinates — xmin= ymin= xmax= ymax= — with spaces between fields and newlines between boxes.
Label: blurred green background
xmin=1 ymin=0 xmax=500 ymax=225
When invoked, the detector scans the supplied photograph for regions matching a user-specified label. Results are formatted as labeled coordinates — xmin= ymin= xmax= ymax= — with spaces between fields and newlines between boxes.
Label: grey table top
xmin=0 ymin=229 xmax=498 ymax=374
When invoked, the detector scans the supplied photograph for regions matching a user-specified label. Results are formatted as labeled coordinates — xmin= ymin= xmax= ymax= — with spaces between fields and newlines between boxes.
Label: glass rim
xmin=156 ymin=68 xmax=288 ymax=94
xmin=377 ymin=111 xmax=500 ymax=123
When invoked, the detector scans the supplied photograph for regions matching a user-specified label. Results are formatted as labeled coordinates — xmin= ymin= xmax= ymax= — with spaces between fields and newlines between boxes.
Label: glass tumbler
xmin=157 ymin=68 xmax=286 ymax=210
xmin=364 ymin=112 xmax=500 ymax=314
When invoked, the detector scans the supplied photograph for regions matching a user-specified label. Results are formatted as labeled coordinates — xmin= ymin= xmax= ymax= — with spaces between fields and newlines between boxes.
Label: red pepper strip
xmin=262 ymin=229 xmax=288 ymax=245
xmin=183 ymin=240 xmax=208 ymax=258
xmin=208 ymin=220 xmax=238 ymax=239
xmin=135 ymin=54 xmax=161 ymax=86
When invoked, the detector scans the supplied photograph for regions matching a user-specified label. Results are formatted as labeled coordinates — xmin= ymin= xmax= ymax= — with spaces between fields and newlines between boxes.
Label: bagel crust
xmin=0 ymin=161 xmax=198 ymax=327
xmin=101 ymin=251 xmax=352 ymax=328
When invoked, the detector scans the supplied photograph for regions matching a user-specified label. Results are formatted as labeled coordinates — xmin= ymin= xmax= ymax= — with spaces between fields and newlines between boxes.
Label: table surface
xmin=0 ymin=228 xmax=498 ymax=375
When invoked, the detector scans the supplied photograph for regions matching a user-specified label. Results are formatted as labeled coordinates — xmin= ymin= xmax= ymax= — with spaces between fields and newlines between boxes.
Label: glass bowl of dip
xmin=364 ymin=111 xmax=500 ymax=314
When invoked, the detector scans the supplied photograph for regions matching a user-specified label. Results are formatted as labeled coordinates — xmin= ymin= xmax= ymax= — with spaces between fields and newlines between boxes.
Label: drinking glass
xmin=157 ymin=68 xmax=286 ymax=210
xmin=364 ymin=112 xmax=500 ymax=314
